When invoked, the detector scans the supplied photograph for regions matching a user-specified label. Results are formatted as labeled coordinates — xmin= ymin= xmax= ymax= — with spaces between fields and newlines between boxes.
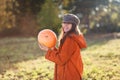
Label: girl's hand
xmin=38 ymin=44 xmax=49 ymax=51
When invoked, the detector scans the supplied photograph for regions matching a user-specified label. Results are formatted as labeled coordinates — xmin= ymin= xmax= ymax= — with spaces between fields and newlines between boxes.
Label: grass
xmin=82 ymin=37 xmax=120 ymax=80
xmin=0 ymin=37 xmax=54 ymax=80
xmin=0 ymin=35 xmax=120 ymax=80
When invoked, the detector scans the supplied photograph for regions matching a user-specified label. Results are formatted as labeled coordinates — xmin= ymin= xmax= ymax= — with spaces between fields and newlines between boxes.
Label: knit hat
xmin=62 ymin=14 xmax=80 ymax=26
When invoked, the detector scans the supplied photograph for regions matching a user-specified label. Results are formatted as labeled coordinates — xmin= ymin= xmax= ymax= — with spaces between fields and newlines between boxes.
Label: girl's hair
xmin=58 ymin=23 xmax=81 ymax=45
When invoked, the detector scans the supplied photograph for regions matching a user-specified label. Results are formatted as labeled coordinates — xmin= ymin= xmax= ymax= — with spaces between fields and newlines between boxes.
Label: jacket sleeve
xmin=79 ymin=34 xmax=87 ymax=48
xmin=45 ymin=37 xmax=77 ymax=65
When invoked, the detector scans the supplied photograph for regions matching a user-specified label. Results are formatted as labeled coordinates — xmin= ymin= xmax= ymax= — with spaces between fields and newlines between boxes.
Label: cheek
xmin=68 ymin=25 xmax=72 ymax=30
xmin=67 ymin=27 xmax=71 ymax=31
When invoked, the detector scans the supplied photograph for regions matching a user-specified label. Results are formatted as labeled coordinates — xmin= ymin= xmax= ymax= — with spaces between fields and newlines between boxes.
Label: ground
xmin=0 ymin=33 xmax=120 ymax=80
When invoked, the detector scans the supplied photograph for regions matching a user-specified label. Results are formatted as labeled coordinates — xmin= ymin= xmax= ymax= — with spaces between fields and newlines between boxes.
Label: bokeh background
xmin=0 ymin=0 xmax=120 ymax=80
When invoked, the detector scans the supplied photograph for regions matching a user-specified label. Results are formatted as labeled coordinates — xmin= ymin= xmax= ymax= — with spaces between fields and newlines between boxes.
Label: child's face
xmin=62 ymin=22 xmax=72 ymax=33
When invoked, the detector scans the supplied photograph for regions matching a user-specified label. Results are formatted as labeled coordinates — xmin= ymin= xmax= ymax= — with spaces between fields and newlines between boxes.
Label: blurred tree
xmin=14 ymin=0 xmax=45 ymax=36
xmin=0 ymin=0 xmax=15 ymax=31
xmin=14 ymin=0 xmax=44 ymax=15
xmin=0 ymin=0 xmax=45 ymax=36
xmin=59 ymin=0 xmax=109 ymax=33
xmin=55 ymin=0 xmax=120 ymax=33
xmin=0 ymin=0 xmax=6 ymax=31
xmin=0 ymin=0 xmax=18 ymax=37
xmin=37 ymin=0 xmax=61 ymax=35
xmin=89 ymin=0 xmax=120 ymax=33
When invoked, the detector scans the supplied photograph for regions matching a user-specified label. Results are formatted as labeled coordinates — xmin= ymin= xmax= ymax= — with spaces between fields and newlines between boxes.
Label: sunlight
xmin=109 ymin=0 xmax=113 ymax=2
xmin=103 ymin=8 xmax=108 ymax=12
xmin=109 ymin=0 xmax=120 ymax=3
xmin=95 ymin=7 xmax=99 ymax=11
xmin=115 ymin=0 xmax=120 ymax=2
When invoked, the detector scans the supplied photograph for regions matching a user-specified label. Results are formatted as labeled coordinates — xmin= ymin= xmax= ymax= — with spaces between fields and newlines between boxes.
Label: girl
xmin=39 ymin=14 xmax=87 ymax=80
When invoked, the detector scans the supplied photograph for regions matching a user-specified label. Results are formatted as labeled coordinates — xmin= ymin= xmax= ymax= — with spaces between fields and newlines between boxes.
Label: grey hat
xmin=62 ymin=14 xmax=80 ymax=26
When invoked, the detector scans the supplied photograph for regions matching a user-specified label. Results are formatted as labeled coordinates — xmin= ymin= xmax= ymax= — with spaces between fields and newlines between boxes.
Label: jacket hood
xmin=70 ymin=33 xmax=87 ymax=49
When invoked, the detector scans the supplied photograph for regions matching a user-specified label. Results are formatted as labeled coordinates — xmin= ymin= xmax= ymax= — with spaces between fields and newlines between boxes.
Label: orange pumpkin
xmin=38 ymin=29 xmax=57 ymax=48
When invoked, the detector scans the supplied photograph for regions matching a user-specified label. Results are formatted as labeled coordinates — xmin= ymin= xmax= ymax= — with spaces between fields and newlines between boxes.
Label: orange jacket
xmin=45 ymin=33 xmax=87 ymax=80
